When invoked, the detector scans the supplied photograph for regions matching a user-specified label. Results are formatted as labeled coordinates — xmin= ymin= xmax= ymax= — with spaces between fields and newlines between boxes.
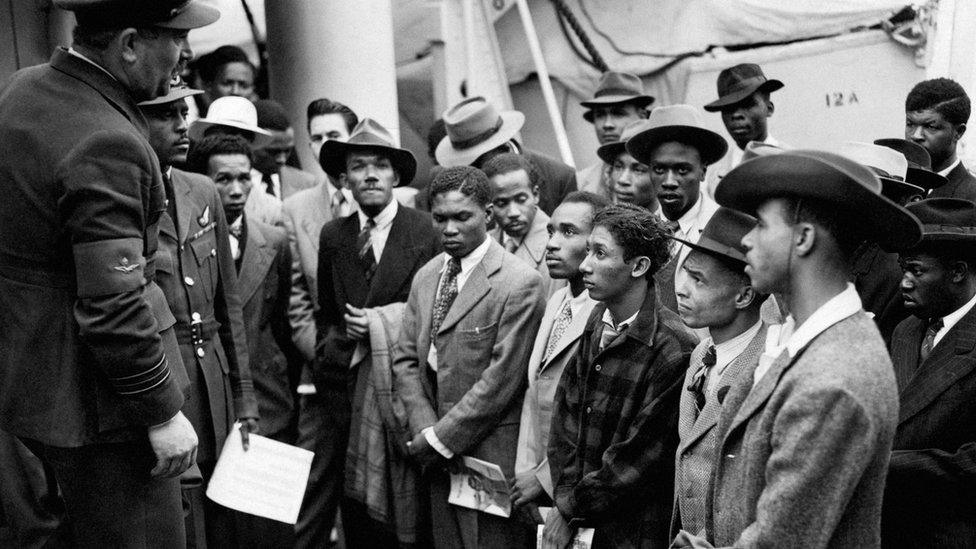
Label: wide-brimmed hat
xmin=581 ymin=71 xmax=655 ymax=122
xmin=672 ymin=206 xmax=756 ymax=265
xmin=435 ymin=97 xmax=525 ymax=167
xmin=715 ymin=149 xmax=922 ymax=251
xmin=833 ymin=142 xmax=925 ymax=202
xmin=874 ymin=138 xmax=947 ymax=191
xmin=138 ymin=76 xmax=202 ymax=106
xmin=596 ymin=119 xmax=656 ymax=165
xmin=625 ymin=105 xmax=729 ymax=166
xmin=904 ymin=198 xmax=976 ymax=245
xmin=189 ymin=96 xmax=272 ymax=148
xmin=56 ymin=0 xmax=220 ymax=30
xmin=320 ymin=118 xmax=416 ymax=186
xmin=703 ymin=63 xmax=784 ymax=112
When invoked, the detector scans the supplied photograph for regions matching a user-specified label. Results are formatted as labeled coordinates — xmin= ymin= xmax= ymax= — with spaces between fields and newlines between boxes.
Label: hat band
xmin=595 ymin=87 xmax=640 ymax=98
xmin=75 ymin=0 xmax=192 ymax=29
xmin=449 ymin=117 xmax=504 ymax=150
xmin=720 ymin=76 xmax=767 ymax=97
xmin=869 ymin=166 xmax=905 ymax=182
xmin=922 ymin=224 xmax=976 ymax=236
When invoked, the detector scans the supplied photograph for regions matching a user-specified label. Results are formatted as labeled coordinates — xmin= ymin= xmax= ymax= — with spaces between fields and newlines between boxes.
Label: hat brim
xmin=138 ymin=87 xmax=203 ymax=107
xmin=906 ymin=166 xmax=947 ymax=191
xmin=319 ymin=141 xmax=417 ymax=187
xmin=581 ymin=95 xmax=655 ymax=122
xmin=703 ymin=79 xmax=784 ymax=112
xmin=189 ymin=119 xmax=273 ymax=149
xmin=880 ymin=177 xmax=925 ymax=202
xmin=156 ymin=2 xmax=221 ymax=29
xmin=714 ymin=153 xmax=922 ymax=252
xmin=596 ymin=141 xmax=627 ymax=165
xmin=626 ymin=125 xmax=729 ymax=166
xmin=918 ymin=225 xmax=976 ymax=244
xmin=671 ymin=234 xmax=748 ymax=265
xmin=435 ymin=111 xmax=525 ymax=167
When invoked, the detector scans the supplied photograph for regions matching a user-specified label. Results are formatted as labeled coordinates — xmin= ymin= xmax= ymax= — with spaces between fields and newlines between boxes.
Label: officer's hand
xmin=344 ymin=304 xmax=369 ymax=340
xmin=239 ymin=418 xmax=259 ymax=451
xmin=148 ymin=411 xmax=198 ymax=478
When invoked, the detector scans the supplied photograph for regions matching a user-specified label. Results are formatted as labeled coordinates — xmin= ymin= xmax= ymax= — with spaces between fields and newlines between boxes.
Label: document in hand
xmin=536 ymin=507 xmax=595 ymax=549
xmin=206 ymin=423 xmax=314 ymax=524
xmin=448 ymin=456 xmax=512 ymax=517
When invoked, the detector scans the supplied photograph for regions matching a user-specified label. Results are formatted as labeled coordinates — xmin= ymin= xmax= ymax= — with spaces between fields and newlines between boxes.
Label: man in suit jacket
xmin=484 ymin=152 xmax=565 ymax=297
xmin=316 ymin=118 xmax=441 ymax=547
xmin=670 ymin=208 xmax=767 ymax=539
xmin=673 ymin=150 xmax=920 ymax=548
xmin=253 ymin=99 xmax=321 ymax=201
xmin=512 ymin=191 xmax=609 ymax=524
xmin=393 ymin=166 xmax=545 ymax=548
xmin=906 ymin=78 xmax=976 ymax=202
xmin=0 ymin=3 xmax=216 ymax=544
xmin=544 ymin=204 xmax=697 ymax=549
xmin=884 ymin=198 xmax=976 ymax=547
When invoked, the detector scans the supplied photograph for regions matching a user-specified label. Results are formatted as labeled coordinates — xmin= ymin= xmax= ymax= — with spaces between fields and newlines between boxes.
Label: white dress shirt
xmin=356 ymin=199 xmax=398 ymax=261
xmin=706 ymin=320 xmax=762 ymax=395
xmin=932 ymin=290 xmax=976 ymax=349
xmin=228 ymin=216 xmax=243 ymax=261
xmin=938 ymin=158 xmax=961 ymax=178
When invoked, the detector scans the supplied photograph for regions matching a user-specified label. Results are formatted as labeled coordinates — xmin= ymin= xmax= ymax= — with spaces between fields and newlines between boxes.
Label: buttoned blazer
xmin=156 ymin=169 xmax=257 ymax=460
xmin=392 ymin=239 xmax=545 ymax=476
xmin=0 ymin=49 xmax=186 ymax=445
xmin=314 ymin=205 xmax=441 ymax=392
xmin=706 ymin=313 xmax=898 ymax=548
xmin=489 ymin=209 xmax=564 ymax=298
xmin=281 ymin=182 xmax=358 ymax=361
xmin=929 ymin=161 xmax=976 ymax=203
xmin=237 ymin=217 xmax=304 ymax=440
xmin=883 ymin=307 xmax=976 ymax=547
xmin=515 ymin=285 xmax=596 ymax=496
xmin=671 ymin=326 xmax=767 ymax=538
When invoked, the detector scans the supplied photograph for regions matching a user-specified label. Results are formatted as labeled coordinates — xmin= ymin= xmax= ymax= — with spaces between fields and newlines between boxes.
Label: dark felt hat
xmin=56 ymin=0 xmax=220 ymax=30
xmin=320 ymin=118 xmax=416 ymax=186
xmin=874 ymin=138 xmax=948 ymax=191
xmin=905 ymin=198 xmax=976 ymax=244
xmin=715 ymin=149 xmax=922 ymax=251
xmin=672 ymin=207 xmax=756 ymax=265
xmin=625 ymin=105 xmax=729 ymax=166
xmin=581 ymin=71 xmax=655 ymax=122
xmin=596 ymin=119 xmax=655 ymax=165
xmin=703 ymin=63 xmax=784 ymax=112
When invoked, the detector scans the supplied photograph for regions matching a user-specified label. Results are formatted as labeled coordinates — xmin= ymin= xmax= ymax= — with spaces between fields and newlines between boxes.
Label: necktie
xmin=918 ymin=318 xmax=944 ymax=365
xmin=331 ymin=190 xmax=347 ymax=219
xmin=430 ymin=257 xmax=462 ymax=339
xmin=543 ymin=300 xmax=573 ymax=363
xmin=265 ymin=174 xmax=277 ymax=197
xmin=598 ymin=319 xmax=627 ymax=352
xmin=358 ymin=218 xmax=377 ymax=282
xmin=688 ymin=345 xmax=716 ymax=412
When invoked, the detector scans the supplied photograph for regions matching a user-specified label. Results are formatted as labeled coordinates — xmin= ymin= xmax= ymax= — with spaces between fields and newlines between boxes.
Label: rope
xmin=550 ymin=0 xmax=609 ymax=72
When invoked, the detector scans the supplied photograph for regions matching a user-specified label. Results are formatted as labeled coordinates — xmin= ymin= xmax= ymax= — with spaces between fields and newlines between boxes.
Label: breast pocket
xmin=188 ymin=230 xmax=219 ymax=301
xmin=455 ymin=321 xmax=498 ymax=361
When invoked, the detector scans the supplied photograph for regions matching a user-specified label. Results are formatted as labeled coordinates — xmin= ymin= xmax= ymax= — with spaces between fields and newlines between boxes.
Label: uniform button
xmin=594 ymin=364 xmax=601 ymax=372
xmin=191 ymin=312 xmax=201 ymax=321
xmin=210 ymin=248 xmax=216 ymax=257
xmin=184 ymin=276 xmax=194 ymax=286
xmin=196 ymin=347 xmax=205 ymax=358
xmin=586 ymin=406 xmax=592 ymax=413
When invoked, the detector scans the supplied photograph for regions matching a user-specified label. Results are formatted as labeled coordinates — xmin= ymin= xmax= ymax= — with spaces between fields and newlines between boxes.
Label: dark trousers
xmin=341 ymin=497 xmax=399 ymax=549
xmin=428 ymin=469 xmax=534 ymax=549
xmin=0 ymin=430 xmax=70 ymax=548
xmin=21 ymin=436 xmax=184 ymax=548
xmin=294 ymin=391 xmax=348 ymax=548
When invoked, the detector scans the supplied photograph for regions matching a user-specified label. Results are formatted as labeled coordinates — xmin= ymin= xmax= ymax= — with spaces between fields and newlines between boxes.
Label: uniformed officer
xmin=140 ymin=82 xmax=259 ymax=547
xmin=0 ymin=1 xmax=219 ymax=547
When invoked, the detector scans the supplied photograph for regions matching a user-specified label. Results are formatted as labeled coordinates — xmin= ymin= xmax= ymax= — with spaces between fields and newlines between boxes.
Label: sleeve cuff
xmin=535 ymin=458 xmax=553 ymax=497
xmin=423 ymin=426 xmax=455 ymax=459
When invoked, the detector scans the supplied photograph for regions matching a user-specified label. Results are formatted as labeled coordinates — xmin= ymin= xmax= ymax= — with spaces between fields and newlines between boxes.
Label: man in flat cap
xmin=577 ymin=71 xmax=653 ymax=200
xmin=673 ymin=150 xmax=920 ymax=548
xmin=0 ymin=0 xmax=218 ymax=546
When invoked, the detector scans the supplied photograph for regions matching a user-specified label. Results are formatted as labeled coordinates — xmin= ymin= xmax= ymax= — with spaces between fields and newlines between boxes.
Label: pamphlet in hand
xmin=448 ymin=456 xmax=512 ymax=517
xmin=536 ymin=507 xmax=595 ymax=549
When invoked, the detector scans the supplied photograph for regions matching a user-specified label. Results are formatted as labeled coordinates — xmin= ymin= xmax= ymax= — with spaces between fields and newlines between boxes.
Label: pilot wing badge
xmin=198 ymin=205 xmax=211 ymax=227
xmin=113 ymin=257 xmax=139 ymax=274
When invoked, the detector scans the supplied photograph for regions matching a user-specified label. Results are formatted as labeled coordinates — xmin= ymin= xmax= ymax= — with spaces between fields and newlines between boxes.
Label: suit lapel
xmin=539 ymin=296 xmax=594 ymax=373
xmin=520 ymin=211 xmax=550 ymax=267
xmin=367 ymin=208 xmax=418 ymax=304
xmin=175 ymin=174 xmax=195 ymax=245
xmin=333 ymin=216 xmax=370 ymax=306
xmin=898 ymin=308 xmax=976 ymax=425
xmin=237 ymin=220 xmax=275 ymax=304
xmin=437 ymin=242 xmax=502 ymax=334
xmin=892 ymin=317 xmax=925 ymax=390
xmin=724 ymin=347 xmax=792 ymax=437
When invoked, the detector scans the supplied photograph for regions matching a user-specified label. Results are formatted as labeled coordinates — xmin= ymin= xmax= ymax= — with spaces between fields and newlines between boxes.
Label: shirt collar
xmin=786 ymin=283 xmax=862 ymax=357
xmin=356 ymin=198 xmax=397 ymax=230
xmin=67 ymin=47 xmax=117 ymax=81
xmin=938 ymin=157 xmax=961 ymax=178
xmin=601 ymin=307 xmax=639 ymax=331
xmin=229 ymin=214 xmax=243 ymax=233
xmin=676 ymin=192 xmax=706 ymax=235
xmin=938 ymin=290 xmax=976 ymax=336
xmin=443 ymin=235 xmax=491 ymax=273
xmin=712 ymin=320 xmax=763 ymax=369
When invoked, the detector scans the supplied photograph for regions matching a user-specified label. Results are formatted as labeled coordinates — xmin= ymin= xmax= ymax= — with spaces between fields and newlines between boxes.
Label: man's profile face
xmin=143 ymin=99 xmax=191 ymax=166
xmin=579 ymin=225 xmax=639 ymax=302
xmin=129 ymin=28 xmax=193 ymax=102
xmin=207 ymin=153 xmax=252 ymax=223
xmin=253 ymin=127 xmax=295 ymax=174
xmin=545 ymin=201 xmax=594 ymax=281
xmin=676 ymin=250 xmax=746 ymax=329
xmin=719 ymin=92 xmax=772 ymax=149
xmin=906 ymin=109 xmax=963 ymax=168
xmin=342 ymin=150 xmax=397 ymax=215
xmin=610 ymin=151 xmax=656 ymax=210
xmin=208 ymin=61 xmax=256 ymax=101
xmin=431 ymin=190 xmax=490 ymax=258
xmin=309 ymin=114 xmax=351 ymax=161
xmin=741 ymin=198 xmax=793 ymax=295
xmin=490 ymin=169 xmax=538 ymax=239
xmin=899 ymin=251 xmax=959 ymax=319
xmin=591 ymin=103 xmax=643 ymax=145
xmin=650 ymin=142 xmax=705 ymax=221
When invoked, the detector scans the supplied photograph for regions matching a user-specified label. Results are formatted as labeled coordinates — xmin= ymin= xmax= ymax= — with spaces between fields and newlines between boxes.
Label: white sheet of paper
xmin=205 ymin=423 xmax=314 ymax=524
xmin=449 ymin=456 xmax=512 ymax=517
xmin=536 ymin=507 xmax=596 ymax=549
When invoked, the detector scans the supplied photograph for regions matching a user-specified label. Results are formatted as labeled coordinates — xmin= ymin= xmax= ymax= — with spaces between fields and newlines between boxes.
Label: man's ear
xmin=338 ymin=172 xmax=349 ymax=189
xmin=117 ymin=28 xmax=140 ymax=64
xmin=734 ymin=284 xmax=757 ymax=310
xmin=630 ymin=255 xmax=651 ymax=279
xmin=794 ymin=223 xmax=816 ymax=258
xmin=955 ymin=122 xmax=967 ymax=140
xmin=766 ymin=99 xmax=775 ymax=116
xmin=949 ymin=259 xmax=970 ymax=284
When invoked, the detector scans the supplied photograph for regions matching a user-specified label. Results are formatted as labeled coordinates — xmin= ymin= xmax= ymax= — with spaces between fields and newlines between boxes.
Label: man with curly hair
xmin=905 ymin=77 xmax=976 ymax=201
xmin=542 ymin=203 xmax=698 ymax=548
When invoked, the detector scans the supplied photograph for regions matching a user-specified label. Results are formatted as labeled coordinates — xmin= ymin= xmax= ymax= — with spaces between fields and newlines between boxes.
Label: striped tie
xmin=357 ymin=218 xmax=377 ymax=282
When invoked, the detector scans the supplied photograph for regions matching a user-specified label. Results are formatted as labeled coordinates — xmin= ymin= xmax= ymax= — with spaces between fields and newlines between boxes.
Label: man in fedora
xmin=596 ymin=119 xmax=662 ymax=214
xmin=673 ymin=150 xmax=920 ymax=548
xmin=435 ymin=96 xmax=576 ymax=215
xmin=671 ymin=207 xmax=767 ymax=541
xmin=905 ymin=78 xmax=976 ymax=202
xmin=875 ymin=137 xmax=948 ymax=197
xmin=578 ymin=71 xmax=654 ymax=200
xmin=189 ymin=95 xmax=281 ymax=225
xmin=884 ymin=198 xmax=976 ymax=548
xmin=626 ymin=104 xmax=729 ymax=313
xmin=317 ymin=118 xmax=441 ymax=547
xmin=0 ymin=0 xmax=218 ymax=545
xmin=703 ymin=63 xmax=785 ymax=197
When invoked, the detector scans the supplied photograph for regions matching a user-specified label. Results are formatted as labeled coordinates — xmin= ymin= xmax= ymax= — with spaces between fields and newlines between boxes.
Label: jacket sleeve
xmin=270 ymin=234 xmax=305 ymax=394
xmin=391 ymin=270 xmax=440 ymax=437
xmin=60 ymin=129 xmax=183 ymax=426
xmin=549 ymin=338 xmax=584 ymax=515
xmin=888 ymin=443 xmax=976 ymax=494
xmin=313 ymin=224 xmax=353 ymax=393
xmin=282 ymin=205 xmax=316 ymax=361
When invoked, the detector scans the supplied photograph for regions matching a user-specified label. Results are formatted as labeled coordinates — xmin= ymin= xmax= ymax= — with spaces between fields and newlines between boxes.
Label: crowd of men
xmin=0 ymin=1 xmax=974 ymax=548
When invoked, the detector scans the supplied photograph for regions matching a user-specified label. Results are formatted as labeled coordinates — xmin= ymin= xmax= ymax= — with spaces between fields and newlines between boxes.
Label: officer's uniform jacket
xmin=157 ymin=168 xmax=257 ymax=462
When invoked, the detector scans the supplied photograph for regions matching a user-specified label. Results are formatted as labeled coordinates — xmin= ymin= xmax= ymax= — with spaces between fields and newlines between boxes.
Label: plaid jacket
xmin=549 ymin=285 xmax=697 ymax=548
